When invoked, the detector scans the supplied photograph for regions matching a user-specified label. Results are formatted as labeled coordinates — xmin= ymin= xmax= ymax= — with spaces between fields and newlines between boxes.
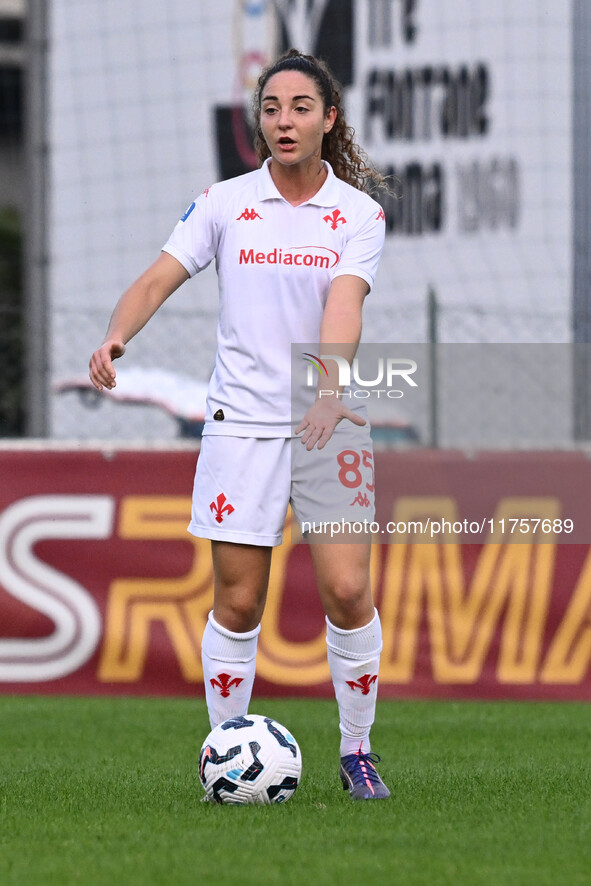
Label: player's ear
xmin=324 ymin=106 xmax=337 ymax=134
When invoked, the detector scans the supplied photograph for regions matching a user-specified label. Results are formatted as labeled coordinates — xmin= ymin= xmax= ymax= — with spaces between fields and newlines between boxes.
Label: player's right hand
xmin=295 ymin=396 xmax=366 ymax=451
xmin=88 ymin=340 xmax=126 ymax=391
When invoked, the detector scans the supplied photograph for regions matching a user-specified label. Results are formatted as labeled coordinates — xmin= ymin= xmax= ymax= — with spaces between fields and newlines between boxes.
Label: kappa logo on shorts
xmin=350 ymin=492 xmax=371 ymax=508
xmin=236 ymin=208 xmax=263 ymax=221
xmin=210 ymin=493 xmax=235 ymax=523
xmin=346 ymin=674 xmax=378 ymax=695
xmin=210 ymin=673 xmax=244 ymax=697
xmin=323 ymin=209 xmax=347 ymax=230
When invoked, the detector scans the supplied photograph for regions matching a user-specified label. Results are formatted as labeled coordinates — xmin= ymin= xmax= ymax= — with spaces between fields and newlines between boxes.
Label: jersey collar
xmin=257 ymin=158 xmax=340 ymax=208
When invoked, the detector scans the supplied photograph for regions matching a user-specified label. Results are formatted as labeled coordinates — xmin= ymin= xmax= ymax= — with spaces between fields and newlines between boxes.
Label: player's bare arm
xmin=89 ymin=252 xmax=189 ymax=391
xmin=296 ymin=274 xmax=369 ymax=450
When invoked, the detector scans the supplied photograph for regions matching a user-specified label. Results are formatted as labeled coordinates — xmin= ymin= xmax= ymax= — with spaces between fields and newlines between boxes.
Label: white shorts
xmin=188 ymin=423 xmax=376 ymax=546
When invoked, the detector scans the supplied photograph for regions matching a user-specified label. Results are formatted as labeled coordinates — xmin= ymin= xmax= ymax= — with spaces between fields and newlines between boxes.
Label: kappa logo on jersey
xmin=210 ymin=493 xmax=235 ymax=523
xmin=210 ymin=673 xmax=244 ymax=697
xmin=376 ymin=208 xmax=385 ymax=221
xmin=346 ymin=674 xmax=378 ymax=695
xmin=237 ymin=208 xmax=263 ymax=221
xmin=323 ymin=209 xmax=347 ymax=230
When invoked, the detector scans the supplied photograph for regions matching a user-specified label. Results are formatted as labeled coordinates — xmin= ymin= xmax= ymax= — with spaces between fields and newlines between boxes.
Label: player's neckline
xmin=269 ymin=161 xmax=328 ymax=207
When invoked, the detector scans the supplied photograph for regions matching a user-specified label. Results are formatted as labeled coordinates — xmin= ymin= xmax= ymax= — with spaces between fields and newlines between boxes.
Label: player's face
xmin=260 ymin=70 xmax=336 ymax=171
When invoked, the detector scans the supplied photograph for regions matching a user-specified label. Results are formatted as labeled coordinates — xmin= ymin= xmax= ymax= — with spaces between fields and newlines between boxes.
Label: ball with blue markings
xmin=199 ymin=714 xmax=302 ymax=805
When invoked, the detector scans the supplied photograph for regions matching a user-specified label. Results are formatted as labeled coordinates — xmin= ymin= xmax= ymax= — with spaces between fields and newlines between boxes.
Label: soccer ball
xmin=198 ymin=714 xmax=302 ymax=805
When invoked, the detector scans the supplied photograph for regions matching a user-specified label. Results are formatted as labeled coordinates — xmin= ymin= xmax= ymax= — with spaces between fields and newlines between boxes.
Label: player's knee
xmin=323 ymin=575 xmax=372 ymax=628
xmin=214 ymin=589 xmax=266 ymax=633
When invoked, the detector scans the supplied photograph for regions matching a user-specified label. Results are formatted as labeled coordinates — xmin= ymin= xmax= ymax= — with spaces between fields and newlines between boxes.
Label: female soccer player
xmin=89 ymin=49 xmax=390 ymax=800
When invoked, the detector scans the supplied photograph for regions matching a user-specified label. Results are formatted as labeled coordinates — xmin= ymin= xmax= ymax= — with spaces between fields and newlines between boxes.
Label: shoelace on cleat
xmin=345 ymin=752 xmax=383 ymax=790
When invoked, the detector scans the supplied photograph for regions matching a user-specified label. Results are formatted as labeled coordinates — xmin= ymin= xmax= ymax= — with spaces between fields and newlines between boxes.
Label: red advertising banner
xmin=1 ymin=447 xmax=591 ymax=700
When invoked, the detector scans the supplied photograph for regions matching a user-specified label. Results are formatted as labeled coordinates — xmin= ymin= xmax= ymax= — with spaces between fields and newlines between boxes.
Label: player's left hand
xmin=295 ymin=397 xmax=366 ymax=451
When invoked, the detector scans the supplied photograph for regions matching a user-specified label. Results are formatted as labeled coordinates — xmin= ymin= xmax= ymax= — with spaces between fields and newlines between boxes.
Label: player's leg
xmin=202 ymin=541 xmax=272 ymax=728
xmin=189 ymin=436 xmax=289 ymax=728
xmin=309 ymin=541 xmax=390 ymax=800
xmin=310 ymin=540 xmax=379 ymax=753
xmin=310 ymin=539 xmax=374 ymax=629
xmin=212 ymin=540 xmax=271 ymax=632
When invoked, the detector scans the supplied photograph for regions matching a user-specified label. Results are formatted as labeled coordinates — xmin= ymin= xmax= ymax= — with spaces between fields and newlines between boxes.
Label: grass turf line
xmin=0 ymin=696 xmax=590 ymax=886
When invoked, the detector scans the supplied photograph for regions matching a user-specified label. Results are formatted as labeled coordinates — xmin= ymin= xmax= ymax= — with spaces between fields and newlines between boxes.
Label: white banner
xmin=48 ymin=0 xmax=573 ymax=440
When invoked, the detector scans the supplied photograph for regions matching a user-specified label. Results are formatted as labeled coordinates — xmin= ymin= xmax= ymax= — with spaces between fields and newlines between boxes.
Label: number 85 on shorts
xmin=290 ymin=427 xmax=376 ymax=534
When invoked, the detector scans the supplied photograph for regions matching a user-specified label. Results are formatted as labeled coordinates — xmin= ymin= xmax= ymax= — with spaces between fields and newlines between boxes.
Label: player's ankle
xmin=340 ymin=737 xmax=371 ymax=757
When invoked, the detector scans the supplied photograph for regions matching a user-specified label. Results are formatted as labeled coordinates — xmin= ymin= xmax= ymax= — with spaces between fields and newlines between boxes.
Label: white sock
xmin=326 ymin=609 xmax=383 ymax=757
xmin=201 ymin=610 xmax=260 ymax=729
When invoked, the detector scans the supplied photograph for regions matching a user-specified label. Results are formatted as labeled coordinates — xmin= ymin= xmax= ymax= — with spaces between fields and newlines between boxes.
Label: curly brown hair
xmin=252 ymin=49 xmax=388 ymax=195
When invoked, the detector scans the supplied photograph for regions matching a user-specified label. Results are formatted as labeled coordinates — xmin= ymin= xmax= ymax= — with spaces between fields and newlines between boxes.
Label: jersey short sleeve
xmin=161 ymin=187 xmax=220 ymax=277
xmin=332 ymin=195 xmax=386 ymax=291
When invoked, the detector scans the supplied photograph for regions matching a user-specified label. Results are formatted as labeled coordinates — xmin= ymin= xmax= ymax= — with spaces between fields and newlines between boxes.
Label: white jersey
xmin=162 ymin=159 xmax=385 ymax=437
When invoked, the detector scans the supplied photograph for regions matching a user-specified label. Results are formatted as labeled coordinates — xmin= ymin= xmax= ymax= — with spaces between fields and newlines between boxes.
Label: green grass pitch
xmin=1 ymin=695 xmax=590 ymax=886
